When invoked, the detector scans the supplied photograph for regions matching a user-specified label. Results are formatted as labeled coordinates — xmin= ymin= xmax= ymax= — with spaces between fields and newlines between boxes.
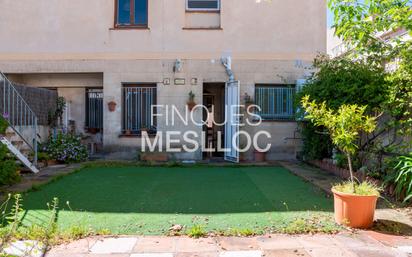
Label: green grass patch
xmin=15 ymin=166 xmax=338 ymax=235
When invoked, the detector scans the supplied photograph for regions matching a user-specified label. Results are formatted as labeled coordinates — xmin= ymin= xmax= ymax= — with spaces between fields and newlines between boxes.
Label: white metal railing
xmin=255 ymin=86 xmax=295 ymax=120
xmin=123 ymin=86 xmax=156 ymax=134
xmin=0 ymin=72 xmax=38 ymax=164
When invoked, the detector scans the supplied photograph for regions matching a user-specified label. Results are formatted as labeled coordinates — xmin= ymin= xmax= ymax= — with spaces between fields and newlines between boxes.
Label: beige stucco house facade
xmin=0 ymin=0 xmax=326 ymax=161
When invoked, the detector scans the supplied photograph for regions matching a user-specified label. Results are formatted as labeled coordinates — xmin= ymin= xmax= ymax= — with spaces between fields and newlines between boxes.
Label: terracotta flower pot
xmin=108 ymin=101 xmax=117 ymax=112
xmin=187 ymin=101 xmax=196 ymax=111
xmin=332 ymin=188 xmax=378 ymax=228
xmin=254 ymin=150 xmax=266 ymax=162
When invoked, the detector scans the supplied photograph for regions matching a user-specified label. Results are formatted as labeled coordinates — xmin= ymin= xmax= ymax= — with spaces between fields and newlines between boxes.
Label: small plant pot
xmin=187 ymin=102 xmax=196 ymax=111
xmin=47 ymin=159 xmax=59 ymax=166
xmin=254 ymin=150 xmax=267 ymax=162
xmin=125 ymin=130 xmax=132 ymax=136
xmin=108 ymin=101 xmax=117 ymax=112
xmin=332 ymin=188 xmax=378 ymax=228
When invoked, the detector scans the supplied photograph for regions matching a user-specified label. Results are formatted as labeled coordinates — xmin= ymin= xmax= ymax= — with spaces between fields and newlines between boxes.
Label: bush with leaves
xmin=43 ymin=133 xmax=88 ymax=163
xmin=296 ymin=55 xmax=387 ymax=160
xmin=386 ymin=153 xmax=412 ymax=203
xmin=301 ymin=96 xmax=378 ymax=193
xmin=0 ymin=115 xmax=20 ymax=186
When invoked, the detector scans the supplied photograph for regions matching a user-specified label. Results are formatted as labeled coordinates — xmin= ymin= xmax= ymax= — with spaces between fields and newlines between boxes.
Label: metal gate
xmin=85 ymin=89 xmax=103 ymax=131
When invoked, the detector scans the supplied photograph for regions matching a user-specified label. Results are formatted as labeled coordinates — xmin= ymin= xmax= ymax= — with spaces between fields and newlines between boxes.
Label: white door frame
xmin=224 ymin=80 xmax=240 ymax=163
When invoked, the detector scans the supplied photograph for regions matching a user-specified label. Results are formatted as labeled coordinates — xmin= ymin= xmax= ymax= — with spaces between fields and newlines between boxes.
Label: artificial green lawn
xmin=20 ymin=166 xmax=337 ymax=235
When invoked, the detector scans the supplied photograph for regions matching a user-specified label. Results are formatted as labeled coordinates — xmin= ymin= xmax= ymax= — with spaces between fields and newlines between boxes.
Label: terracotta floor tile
xmin=217 ymin=237 xmax=260 ymax=251
xmin=175 ymin=237 xmax=218 ymax=252
xmin=263 ymin=249 xmax=310 ymax=257
xmin=133 ymin=236 xmax=176 ymax=253
xmin=257 ymin=235 xmax=303 ymax=250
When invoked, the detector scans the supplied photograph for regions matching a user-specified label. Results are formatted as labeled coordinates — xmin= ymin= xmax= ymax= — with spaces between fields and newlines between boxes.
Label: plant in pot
xmin=243 ymin=93 xmax=254 ymax=107
xmin=301 ymin=95 xmax=380 ymax=228
xmin=108 ymin=101 xmax=117 ymax=112
xmin=187 ymin=91 xmax=196 ymax=111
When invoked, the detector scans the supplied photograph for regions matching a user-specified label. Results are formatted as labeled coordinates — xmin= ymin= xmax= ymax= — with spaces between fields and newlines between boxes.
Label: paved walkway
xmin=44 ymin=231 xmax=412 ymax=257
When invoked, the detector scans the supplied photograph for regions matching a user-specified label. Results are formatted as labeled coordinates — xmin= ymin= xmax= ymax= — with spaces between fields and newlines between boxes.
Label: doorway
xmin=203 ymin=83 xmax=225 ymax=160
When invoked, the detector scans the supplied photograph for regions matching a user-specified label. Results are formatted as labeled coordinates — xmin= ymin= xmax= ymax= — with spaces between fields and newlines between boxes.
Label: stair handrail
xmin=0 ymin=71 xmax=38 ymax=165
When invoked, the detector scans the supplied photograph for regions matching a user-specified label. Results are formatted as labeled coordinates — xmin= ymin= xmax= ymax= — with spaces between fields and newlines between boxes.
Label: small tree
xmin=301 ymin=96 xmax=377 ymax=191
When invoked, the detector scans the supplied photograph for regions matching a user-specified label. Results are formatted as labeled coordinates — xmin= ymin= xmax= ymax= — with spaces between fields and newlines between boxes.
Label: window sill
xmin=260 ymin=119 xmax=296 ymax=122
xmin=185 ymin=10 xmax=220 ymax=13
xmin=182 ymin=27 xmax=222 ymax=30
xmin=119 ymin=133 xmax=157 ymax=138
xmin=110 ymin=26 xmax=150 ymax=30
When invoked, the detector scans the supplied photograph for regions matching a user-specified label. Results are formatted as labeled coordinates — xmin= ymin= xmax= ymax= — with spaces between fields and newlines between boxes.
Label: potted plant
xmin=108 ymin=101 xmax=117 ymax=112
xmin=187 ymin=91 xmax=196 ymax=111
xmin=302 ymin=96 xmax=380 ymax=228
xmin=243 ymin=93 xmax=254 ymax=107
xmin=254 ymin=149 xmax=267 ymax=162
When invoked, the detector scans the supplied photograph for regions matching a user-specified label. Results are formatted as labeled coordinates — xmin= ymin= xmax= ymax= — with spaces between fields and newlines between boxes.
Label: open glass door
xmin=224 ymin=80 xmax=240 ymax=163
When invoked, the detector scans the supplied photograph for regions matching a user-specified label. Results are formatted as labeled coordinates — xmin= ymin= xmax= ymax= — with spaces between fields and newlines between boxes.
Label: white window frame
xmin=186 ymin=0 xmax=220 ymax=11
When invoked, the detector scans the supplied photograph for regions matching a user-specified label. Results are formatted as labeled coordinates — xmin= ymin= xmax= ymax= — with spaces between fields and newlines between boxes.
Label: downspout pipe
xmin=221 ymin=56 xmax=235 ymax=82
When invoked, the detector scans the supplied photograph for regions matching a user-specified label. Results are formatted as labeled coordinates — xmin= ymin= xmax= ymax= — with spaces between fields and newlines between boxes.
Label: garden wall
xmin=12 ymin=83 xmax=57 ymax=125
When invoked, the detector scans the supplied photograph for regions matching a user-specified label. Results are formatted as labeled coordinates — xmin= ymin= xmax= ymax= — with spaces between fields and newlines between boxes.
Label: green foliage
xmin=48 ymin=97 xmax=66 ymax=127
xmin=301 ymin=96 xmax=376 ymax=156
xmin=301 ymin=96 xmax=377 ymax=190
xmin=333 ymin=181 xmax=381 ymax=196
xmin=0 ymin=115 xmax=20 ymax=186
xmin=296 ymin=56 xmax=387 ymax=161
xmin=328 ymin=0 xmax=412 ymax=61
xmin=186 ymin=225 xmax=207 ymax=238
xmin=386 ymin=153 xmax=412 ymax=203
xmin=297 ymin=55 xmax=387 ymax=112
xmin=43 ymin=133 xmax=88 ymax=163
xmin=385 ymin=53 xmax=412 ymax=137
xmin=301 ymin=123 xmax=333 ymax=160
xmin=0 ymin=114 xmax=8 ymax=134
xmin=328 ymin=0 xmax=412 ymax=136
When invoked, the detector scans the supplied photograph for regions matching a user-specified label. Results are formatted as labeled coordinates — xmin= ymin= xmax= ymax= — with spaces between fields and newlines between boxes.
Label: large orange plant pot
xmin=332 ymin=188 xmax=378 ymax=228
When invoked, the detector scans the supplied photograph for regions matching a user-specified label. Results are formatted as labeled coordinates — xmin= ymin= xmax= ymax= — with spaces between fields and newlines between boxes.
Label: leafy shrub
xmin=0 ymin=115 xmax=20 ymax=186
xmin=0 ymin=113 xmax=8 ymax=134
xmin=43 ymin=133 xmax=88 ymax=163
xmin=301 ymin=123 xmax=333 ymax=160
xmin=386 ymin=154 xmax=412 ymax=203
xmin=333 ymin=181 xmax=381 ymax=197
xmin=296 ymin=55 xmax=387 ymax=161
xmin=186 ymin=225 xmax=207 ymax=238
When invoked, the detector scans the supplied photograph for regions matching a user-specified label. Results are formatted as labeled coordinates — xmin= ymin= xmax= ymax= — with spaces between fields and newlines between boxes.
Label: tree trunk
xmin=347 ymin=153 xmax=355 ymax=193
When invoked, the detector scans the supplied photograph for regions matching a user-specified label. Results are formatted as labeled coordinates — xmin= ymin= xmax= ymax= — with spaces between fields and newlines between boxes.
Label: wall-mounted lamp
xmin=173 ymin=59 xmax=183 ymax=73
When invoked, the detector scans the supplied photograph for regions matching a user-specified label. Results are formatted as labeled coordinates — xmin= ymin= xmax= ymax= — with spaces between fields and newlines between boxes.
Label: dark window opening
xmin=116 ymin=0 xmax=148 ymax=27
xmin=85 ymin=89 xmax=103 ymax=133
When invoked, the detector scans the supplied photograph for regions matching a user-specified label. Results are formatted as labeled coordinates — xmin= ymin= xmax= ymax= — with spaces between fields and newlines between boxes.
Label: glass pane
xmin=118 ymin=0 xmax=131 ymax=24
xmin=188 ymin=0 xmax=219 ymax=9
xmin=135 ymin=0 xmax=148 ymax=25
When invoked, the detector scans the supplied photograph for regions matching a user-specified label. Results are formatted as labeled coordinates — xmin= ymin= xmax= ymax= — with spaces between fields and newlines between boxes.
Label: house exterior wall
xmin=0 ymin=0 xmax=326 ymax=160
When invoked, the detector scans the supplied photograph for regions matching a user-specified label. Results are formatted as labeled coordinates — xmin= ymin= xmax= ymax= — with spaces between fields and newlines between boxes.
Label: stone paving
xmin=43 ymin=231 xmax=412 ymax=257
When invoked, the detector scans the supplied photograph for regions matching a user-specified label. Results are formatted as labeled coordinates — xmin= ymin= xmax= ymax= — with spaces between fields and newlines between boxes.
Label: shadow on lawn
xmin=20 ymin=166 xmax=334 ymax=214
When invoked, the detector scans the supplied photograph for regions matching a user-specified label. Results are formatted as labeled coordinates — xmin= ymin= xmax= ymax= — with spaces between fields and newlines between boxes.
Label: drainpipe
xmin=221 ymin=56 xmax=235 ymax=82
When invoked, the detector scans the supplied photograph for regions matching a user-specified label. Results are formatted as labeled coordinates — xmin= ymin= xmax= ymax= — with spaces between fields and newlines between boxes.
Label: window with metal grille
xmin=187 ymin=0 xmax=220 ymax=11
xmin=122 ymin=84 xmax=157 ymax=135
xmin=85 ymin=89 xmax=103 ymax=131
xmin=255 ymin=85 xmax=295 ymax=120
